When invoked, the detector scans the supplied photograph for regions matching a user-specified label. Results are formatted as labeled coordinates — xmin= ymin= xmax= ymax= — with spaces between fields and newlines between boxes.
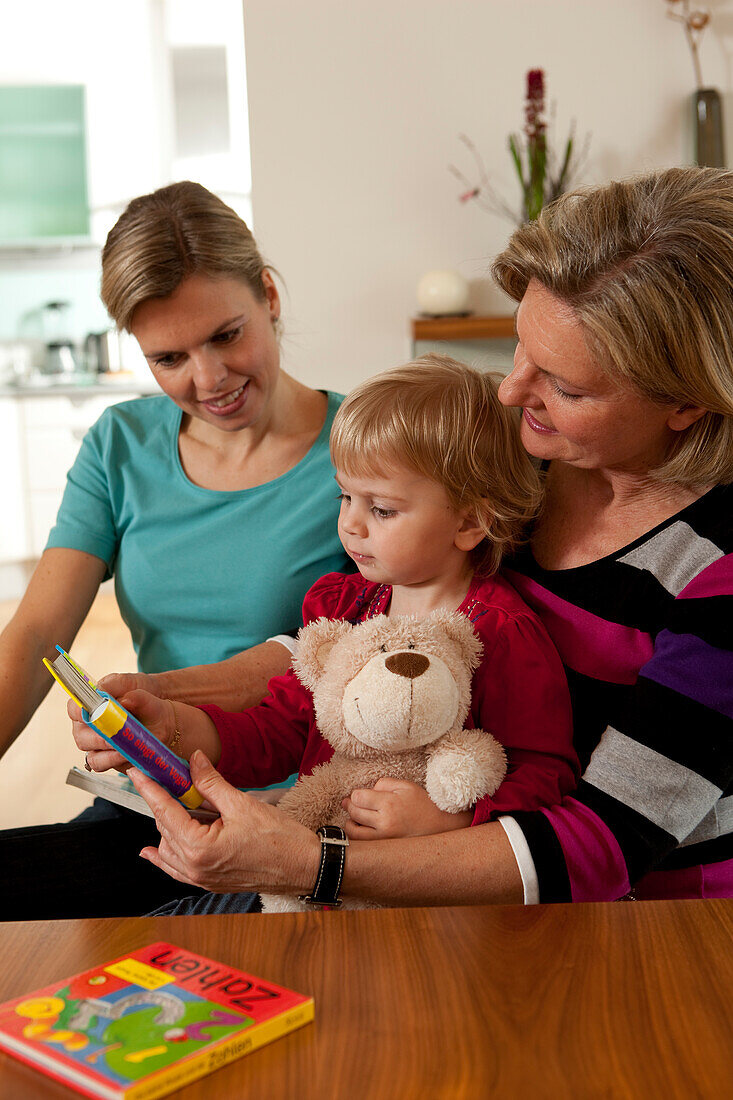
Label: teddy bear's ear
xmin=294 ymin=617 xmax=353 ymax=691
xmin=429 ymin=610 xmax=483 ymax=671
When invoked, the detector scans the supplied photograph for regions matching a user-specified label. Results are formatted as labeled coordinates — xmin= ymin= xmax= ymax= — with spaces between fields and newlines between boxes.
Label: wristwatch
xmin=299 ymin=826 xmax=349 ymax=908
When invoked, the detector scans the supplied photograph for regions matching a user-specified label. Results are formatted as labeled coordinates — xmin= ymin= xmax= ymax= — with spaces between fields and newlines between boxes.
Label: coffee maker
xmin=40 ymin=300 xmax=79 ymax=377
xmin=83 ymin=330 xmax=122 ymax=374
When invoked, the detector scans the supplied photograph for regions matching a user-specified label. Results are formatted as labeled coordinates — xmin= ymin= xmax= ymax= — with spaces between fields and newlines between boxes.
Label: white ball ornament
xmin=416 ymin=270 xmax=470 ymax=316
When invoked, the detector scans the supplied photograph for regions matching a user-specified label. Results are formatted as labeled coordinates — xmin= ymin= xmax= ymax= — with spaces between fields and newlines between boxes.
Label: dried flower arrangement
xmin=665 ymin=1 xmax=723 ymax=167
xmin=450 ymin=70 xmax=589 ymax=226
xmin=665 ymin=1 xmax=711 ymax=89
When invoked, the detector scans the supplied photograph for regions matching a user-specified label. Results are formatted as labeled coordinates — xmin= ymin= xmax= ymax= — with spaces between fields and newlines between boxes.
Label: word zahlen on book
xmin=149 ymin=948 xmax=282 ymax=1010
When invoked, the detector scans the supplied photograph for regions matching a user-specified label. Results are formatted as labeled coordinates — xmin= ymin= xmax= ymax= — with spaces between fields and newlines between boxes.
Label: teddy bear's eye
xmin=380 ymin=644 xmax=387 ymax=653
xmin=407 ymin=641 xmax=415 ymax=650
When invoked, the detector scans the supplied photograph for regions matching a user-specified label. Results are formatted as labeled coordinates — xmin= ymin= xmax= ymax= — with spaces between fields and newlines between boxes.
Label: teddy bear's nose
xmin=385 ymin=651 xmax=430 ymax=679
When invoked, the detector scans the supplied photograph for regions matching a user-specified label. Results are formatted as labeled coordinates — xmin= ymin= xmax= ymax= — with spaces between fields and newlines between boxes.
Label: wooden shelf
xmin=411 ymin=314 xmax=515 ymax=341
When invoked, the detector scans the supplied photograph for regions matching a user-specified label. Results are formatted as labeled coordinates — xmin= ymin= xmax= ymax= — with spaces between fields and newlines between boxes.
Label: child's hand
xmin=341 ymin=778 xmax=473 ymax=839
xmin=69 ymin=689 xmax=177 ymax=774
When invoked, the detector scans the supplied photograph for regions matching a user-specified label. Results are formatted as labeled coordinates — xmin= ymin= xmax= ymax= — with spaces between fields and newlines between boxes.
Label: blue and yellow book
xmin=44 ymin=646 xmax=203 ymax=810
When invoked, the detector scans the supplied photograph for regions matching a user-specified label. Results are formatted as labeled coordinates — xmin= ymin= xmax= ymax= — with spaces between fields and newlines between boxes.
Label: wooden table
xmin=1 ymin=901 xmax=731 ymax=1098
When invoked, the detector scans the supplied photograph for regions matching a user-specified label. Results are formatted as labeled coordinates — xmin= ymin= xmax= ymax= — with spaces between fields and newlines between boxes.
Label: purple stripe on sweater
xmin=677 ymin=552 xmax=733 ymax=599
xmin=641 ymin=630 xmax=733 ymax=719
xmin=540 ymin=798 xmax=630 ymax=902
xmin=504 ymin=570 xmax=653 ymax=684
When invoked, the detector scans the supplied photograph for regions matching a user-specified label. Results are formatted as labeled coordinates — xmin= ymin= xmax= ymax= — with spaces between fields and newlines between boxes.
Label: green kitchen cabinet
xmin=0 ymin=85 xmax=90 ymax=243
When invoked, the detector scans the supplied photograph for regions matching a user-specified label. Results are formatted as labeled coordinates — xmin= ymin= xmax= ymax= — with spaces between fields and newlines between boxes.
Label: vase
xmin=693 ymin=88 xmax=725 ymax=168
xmin=416 ymin=270 xmax=471 ymax=316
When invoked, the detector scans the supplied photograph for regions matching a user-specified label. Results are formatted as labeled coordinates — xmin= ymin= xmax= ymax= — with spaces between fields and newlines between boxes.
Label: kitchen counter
xmin=0 ymin=375 xmax=159 ymax=399
xmin=0 ymin=380 xmax=160 ymax=570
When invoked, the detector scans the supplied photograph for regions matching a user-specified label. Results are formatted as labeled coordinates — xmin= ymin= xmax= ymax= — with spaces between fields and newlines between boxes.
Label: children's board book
xmin=65 ymin=767 xmax=219 ymax=823
xmin=0 ymin=942 xmax=314 ymax=1099
xmin=65 ymin=768 xmax=281 ymax=819
xmin=44 ymin=646 xmax=204 ymax=810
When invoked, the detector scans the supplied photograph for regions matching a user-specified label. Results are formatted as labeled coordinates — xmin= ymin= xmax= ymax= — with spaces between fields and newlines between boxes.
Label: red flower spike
xmin=450 ymin=66 xmax=589 ymax=225
xmin=524 ymin=68 xmax=546 ymax=141
xmin=527 ymin=70 xmax=545 ymax=99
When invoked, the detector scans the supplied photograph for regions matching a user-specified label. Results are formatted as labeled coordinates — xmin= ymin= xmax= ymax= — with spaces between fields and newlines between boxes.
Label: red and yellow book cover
xmin=0 ymin=942 xmax=314 ymax=1099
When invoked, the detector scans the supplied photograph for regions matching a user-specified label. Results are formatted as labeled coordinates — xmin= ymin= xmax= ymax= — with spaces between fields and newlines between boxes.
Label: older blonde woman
xmin=78 ymin=167 xmax=733 ymax=908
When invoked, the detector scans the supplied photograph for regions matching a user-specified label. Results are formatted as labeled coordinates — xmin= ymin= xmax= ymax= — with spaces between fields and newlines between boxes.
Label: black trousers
xmin=1 ymin=799 xmax=206 ymax=921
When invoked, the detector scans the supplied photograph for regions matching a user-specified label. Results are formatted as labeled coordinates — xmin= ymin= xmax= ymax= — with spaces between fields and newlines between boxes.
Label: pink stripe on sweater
xmin=541 ymin=798 xmax=631 ymax=902
xmin=544 ymin=800 xmax=733 ymax=901
xmin=677 ymin=552 xmax=733 ymax=599
xmin=505 ymin=571 xmax=653 ymax=683
xmin=633 ymin=859 xmax=733 ymax=900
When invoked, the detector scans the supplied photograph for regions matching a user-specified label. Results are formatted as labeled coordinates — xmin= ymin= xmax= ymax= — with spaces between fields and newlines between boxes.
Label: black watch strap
xmin=299 ymin=826 xmax=349 ymax=908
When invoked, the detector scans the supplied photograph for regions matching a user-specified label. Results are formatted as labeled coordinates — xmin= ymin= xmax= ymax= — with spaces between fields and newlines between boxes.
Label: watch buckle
xmin=298 ymin=894 xmax=343 ymax=909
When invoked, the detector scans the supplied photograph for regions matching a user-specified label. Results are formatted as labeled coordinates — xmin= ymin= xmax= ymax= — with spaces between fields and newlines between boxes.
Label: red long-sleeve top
xmin=201 ymin=571 xmax=579 ymax=823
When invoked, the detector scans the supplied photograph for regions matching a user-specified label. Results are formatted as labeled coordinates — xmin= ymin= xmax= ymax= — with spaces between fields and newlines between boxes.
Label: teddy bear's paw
xmin=425 ymin=759 xmax=479 ymax=812
xmin=261 ymin=892 xmax=380 ymax=913
xmin=426 ymin=729 xmax=507 ymax=811
xmin=259 ymin=893 xmax=309 ymax=914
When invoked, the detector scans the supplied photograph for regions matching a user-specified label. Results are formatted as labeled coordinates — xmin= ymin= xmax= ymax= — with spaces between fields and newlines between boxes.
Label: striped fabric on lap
xmin=504 ymin=482 xmax=733 ymax=902
xmin=511 ymin=808 xmax=573 ymax=904
xmin=659 ymin=829 xmax=733 ymax=869
xmin=633 ymin=858 xmax=733 ymax=900
xmin=582 ymin=728 xmax=722 ymax=841
xmin=609 ymin=676 xmax=730 ymax=786
xmin=539 ymin=798 xmax=630 ymax=902
xmin=678 ymin=794 xmax=733 ymax=848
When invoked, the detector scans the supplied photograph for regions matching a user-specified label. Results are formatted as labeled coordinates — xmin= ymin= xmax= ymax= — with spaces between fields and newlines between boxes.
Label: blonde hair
xmin=493 ymin=165 xmax=733 ymax=488
xmin=101 ymin=181 xmax=271 ymax=331
xmin=330 ymin=354 xmax=542 ymax=575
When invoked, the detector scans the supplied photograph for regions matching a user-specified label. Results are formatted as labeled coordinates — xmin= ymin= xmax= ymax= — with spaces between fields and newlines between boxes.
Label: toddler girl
xmin=78 ymin=355 xmax=579 ymax=906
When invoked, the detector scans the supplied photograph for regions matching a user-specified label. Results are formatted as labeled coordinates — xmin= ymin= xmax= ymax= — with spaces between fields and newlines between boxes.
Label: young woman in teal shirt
xmin=0 ymin=183 xmax=347 ymax=917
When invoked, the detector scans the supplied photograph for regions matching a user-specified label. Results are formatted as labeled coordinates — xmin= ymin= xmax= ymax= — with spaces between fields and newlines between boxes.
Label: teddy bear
xmin=260 ymin=609 xmax=507 ymax=913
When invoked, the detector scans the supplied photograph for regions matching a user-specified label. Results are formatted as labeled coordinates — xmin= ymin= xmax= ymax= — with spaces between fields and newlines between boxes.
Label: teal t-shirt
xmin=47 ymin=392 xmax=349 ymax=673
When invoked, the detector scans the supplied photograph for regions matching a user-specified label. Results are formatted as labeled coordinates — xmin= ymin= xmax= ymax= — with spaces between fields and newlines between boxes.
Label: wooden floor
xmin=0 ymin=590 xmax=137 ymax=828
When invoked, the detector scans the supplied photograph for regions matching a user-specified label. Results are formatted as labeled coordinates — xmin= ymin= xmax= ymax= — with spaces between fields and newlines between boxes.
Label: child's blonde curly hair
xmin=330 ymin=354 xmax=542 ymax=575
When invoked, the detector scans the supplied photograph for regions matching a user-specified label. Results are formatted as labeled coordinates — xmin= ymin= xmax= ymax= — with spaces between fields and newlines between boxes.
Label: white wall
xmin=243 ymin=0 xmax=733 ymax=392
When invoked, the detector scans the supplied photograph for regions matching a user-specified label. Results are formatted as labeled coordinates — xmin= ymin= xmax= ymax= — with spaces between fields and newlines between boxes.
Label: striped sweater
xmin=504 ymin=482 xmax=733 ymax=902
